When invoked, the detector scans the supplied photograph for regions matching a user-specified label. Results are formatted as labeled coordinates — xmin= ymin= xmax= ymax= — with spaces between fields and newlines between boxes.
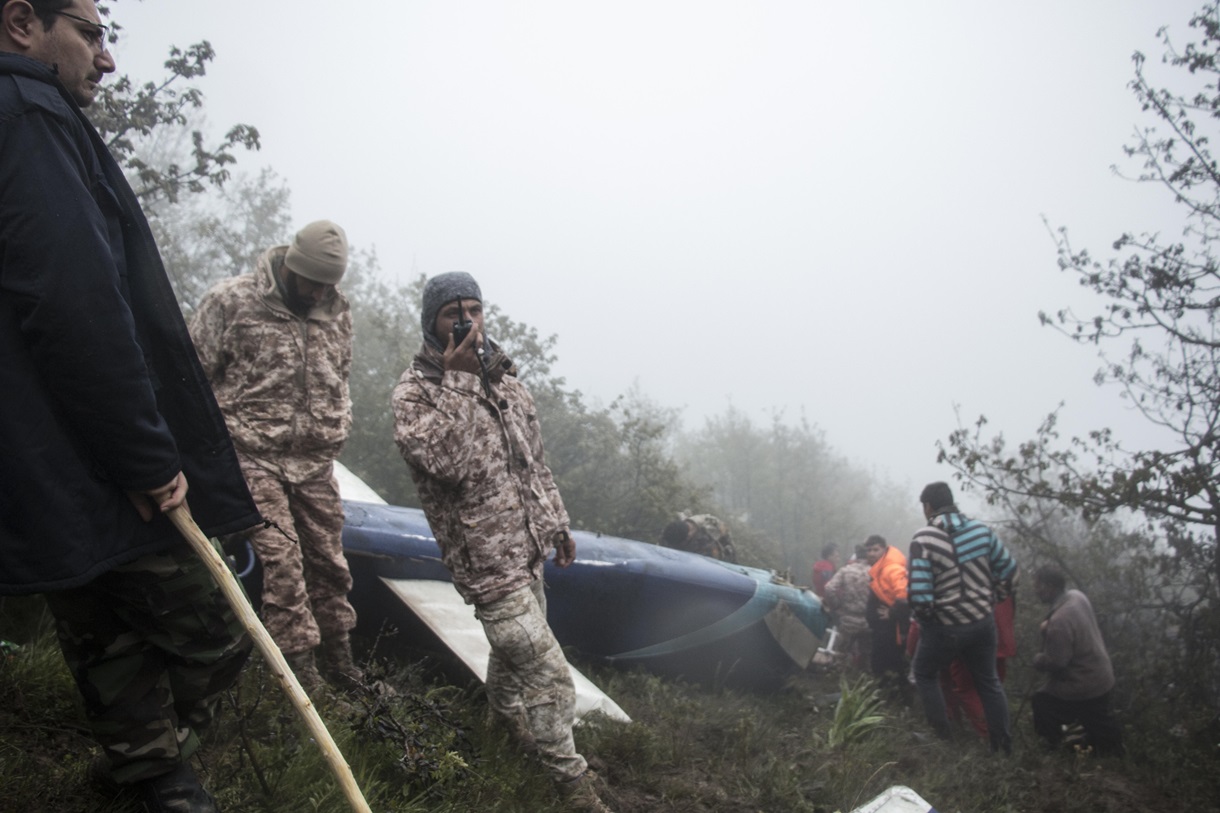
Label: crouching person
xmin=392 ymin=272 xmax=613 ymax=813
xmin=1031 ymin=565 xmax=1124 ymax=756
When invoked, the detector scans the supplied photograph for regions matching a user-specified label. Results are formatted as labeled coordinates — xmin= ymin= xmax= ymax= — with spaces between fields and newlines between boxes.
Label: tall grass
xmin=3 ymin=595 xmax=1220 ymax=812
xmin=825 ymin=675 xmax=887 ymax=749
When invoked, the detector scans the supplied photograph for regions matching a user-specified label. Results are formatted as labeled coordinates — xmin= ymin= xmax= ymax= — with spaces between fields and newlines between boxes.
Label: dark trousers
xmin=869 ymin=616 xmax=911 ymax=704
xmin=1032 ymin=690 xmax=1124 ymax=756
xmin=912 ymin=616 xmax=1011 ymax=753
xmin=45 ymin=543 xmax=251 ymax=783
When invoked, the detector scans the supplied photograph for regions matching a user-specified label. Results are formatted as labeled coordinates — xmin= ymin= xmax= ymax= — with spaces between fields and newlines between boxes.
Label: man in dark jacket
xmin=1 ymin=2 xmax=260 ymax=810
xmin=1032 ymin=566 xmax=1123 ymax=756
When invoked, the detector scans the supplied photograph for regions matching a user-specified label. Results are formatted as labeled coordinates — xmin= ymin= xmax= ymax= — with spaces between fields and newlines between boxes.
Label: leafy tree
xmin=79 ymin=3 xmax=271 ymax=308
xmin=541 ymin=386 xmax=705 ymax=542
xmin=941 ymin=2 xmax=1220 ymax=708
xmin=91 ymin=3 xmax=260 ymax=203
xmin=152 ymin=168 xmax=293 ymax=311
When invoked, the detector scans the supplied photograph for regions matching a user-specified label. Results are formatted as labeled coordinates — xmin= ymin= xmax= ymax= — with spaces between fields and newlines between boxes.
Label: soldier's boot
xmin=318 ymin=634 xmax=364 ymax=691
xmin=319 ymin=634 xmax=397 ymax=698
xmin=558 ymin=769 xmax=615 ymax=813
xmin=135 ymin=761 xmax=219 ymax=813
xmin=285 ymin=648 xmax=362 ymax=718
xmin=284 ymin=649 xmax=326 ymax=695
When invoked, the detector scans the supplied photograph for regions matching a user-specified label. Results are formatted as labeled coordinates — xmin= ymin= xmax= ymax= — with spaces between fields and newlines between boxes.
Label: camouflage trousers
xmin=243 ymin=462 xmax=356 ymax=655
xmin=476 ymin=580 xmax=586 ymax=783
xmin=45 ymin=542 xmax=251 ymax=783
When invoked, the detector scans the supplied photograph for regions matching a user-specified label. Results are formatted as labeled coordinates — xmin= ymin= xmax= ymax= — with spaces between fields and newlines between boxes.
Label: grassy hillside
xmin=2 ymin=594 xmax=1217 ymax=813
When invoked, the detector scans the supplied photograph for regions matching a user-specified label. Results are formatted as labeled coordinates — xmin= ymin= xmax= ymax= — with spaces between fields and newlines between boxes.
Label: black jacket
xmin=0 ymin=54 xmax=260 ymax=594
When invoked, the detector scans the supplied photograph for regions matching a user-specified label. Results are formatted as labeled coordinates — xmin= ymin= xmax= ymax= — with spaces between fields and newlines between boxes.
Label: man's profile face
xmin=434 ymin=298 xmax=484 ymax=344
xmin=864 ymin=543 xmax=885 ymax=565
xmin=24 ymin=0 xmax=115 ymax=107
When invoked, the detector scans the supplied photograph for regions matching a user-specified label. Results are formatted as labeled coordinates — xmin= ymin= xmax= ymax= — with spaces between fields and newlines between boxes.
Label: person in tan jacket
xmin=190 ymin=221 xmax=363 ymax=694
xmin=392 ymin=272 xmax=612 ymax=813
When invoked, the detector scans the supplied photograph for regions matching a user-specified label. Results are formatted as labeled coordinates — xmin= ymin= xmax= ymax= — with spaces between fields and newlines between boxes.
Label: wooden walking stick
xmin=168 ymin=505 xmax=373 ymax=813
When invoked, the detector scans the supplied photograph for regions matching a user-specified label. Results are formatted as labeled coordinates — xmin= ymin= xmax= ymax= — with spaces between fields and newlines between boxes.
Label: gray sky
xmin=112 ymin=0 xmax=1197 ymax=491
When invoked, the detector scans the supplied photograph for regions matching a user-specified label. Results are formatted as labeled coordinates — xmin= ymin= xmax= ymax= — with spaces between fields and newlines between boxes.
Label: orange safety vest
xmin=869 ymin=545 xmax=908 ymax=607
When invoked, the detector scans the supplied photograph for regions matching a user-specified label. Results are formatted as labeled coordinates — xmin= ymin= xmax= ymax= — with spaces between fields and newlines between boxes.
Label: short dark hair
xmin=1035 ymin=565 xmax=1066 ymax=593
xmin=919 ymin=481 xmax=955 ymax=511
xmin=0 ymin=0 xmax=73 ymax=29
xmin=820 ymin=544 xmax=838 ymax=559
xmin=864 ymin=534 xmax=887 ymax=549
xmin=661 ymin=520 xmax=690 ymax=547
xmin=854 ymin=545 xmax=868 ymax=559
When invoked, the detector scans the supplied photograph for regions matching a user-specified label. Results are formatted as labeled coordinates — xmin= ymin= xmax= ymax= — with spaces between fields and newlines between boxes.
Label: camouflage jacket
xmin=392 ymin=345 xmax=569 ymax=606
xmin=822 ymin=560 xmax=871 ymax=635
xmin=189 ymin=247 xmax=352 ymax=483
xmin=685 ymin=514 xmax=737 ymax=562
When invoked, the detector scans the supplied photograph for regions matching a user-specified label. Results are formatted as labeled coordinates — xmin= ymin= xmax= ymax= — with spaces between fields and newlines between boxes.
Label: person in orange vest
xmin=864 ymin=535 xmax=911 ymax=703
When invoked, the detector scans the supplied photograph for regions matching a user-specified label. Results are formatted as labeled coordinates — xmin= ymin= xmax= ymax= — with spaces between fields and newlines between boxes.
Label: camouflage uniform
xmin=393 ymin=342 xmax=587 ymax=783
xmin=478 ymin=580 xmax=586 ymax=781
xmin=241 ymin=462 xmax=354 ymax=653
xmin=822 ymin=559 xmax=873 ymax=665
xmin=45 ymin=543 xmax=251 ymax=783
xmin=822 ymin=559 xmax=871 ymax=636
xmin=683 ymin=514 xmax=738 ymax=562
xmin=190 ymin=247 xmax=356 ymax=656
xmin=392 ymin=347 xmax=568 ymax=606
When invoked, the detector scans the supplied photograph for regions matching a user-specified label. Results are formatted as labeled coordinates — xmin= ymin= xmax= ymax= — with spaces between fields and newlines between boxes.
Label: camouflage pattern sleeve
xmin=187 ymin=290 xmax=230 ymax=384
xmin=338 ymin=308 xmax=353 ymax=417
xmin=393 ymin=360 xmax=570 ymax=604
xmin=392 ymin=368 xmax=495 ymax=487
xmin=520 ymin=385 xmax=570 ymax=531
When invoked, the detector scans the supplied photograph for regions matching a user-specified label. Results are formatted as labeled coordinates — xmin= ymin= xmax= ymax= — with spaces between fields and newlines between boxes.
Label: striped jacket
xmin=908 ymin=510 xmax=1017 ymax=626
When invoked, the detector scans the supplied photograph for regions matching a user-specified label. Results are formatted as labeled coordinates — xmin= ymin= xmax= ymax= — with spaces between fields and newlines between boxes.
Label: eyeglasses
xmin=54 ymin=10 xmax=111 ymax=51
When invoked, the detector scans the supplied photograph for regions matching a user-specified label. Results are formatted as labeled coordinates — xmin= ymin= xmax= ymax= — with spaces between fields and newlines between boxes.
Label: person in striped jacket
xmin=908 ymin=481 xmax=1018 ymax=753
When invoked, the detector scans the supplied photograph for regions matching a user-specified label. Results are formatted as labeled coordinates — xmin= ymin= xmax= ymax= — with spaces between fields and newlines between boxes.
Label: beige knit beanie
xmin=285 ymin=220 xmax=348 ymax=284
